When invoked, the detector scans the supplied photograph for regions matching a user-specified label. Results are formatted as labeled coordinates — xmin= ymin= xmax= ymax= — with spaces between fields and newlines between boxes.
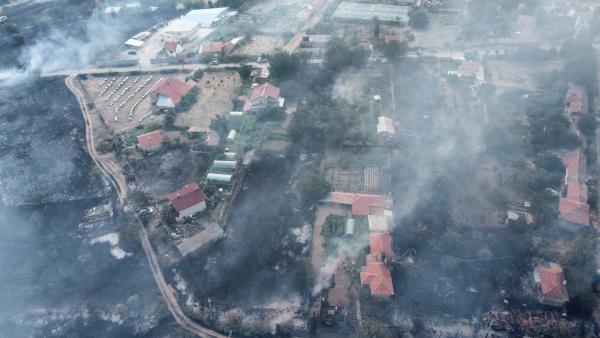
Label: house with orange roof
xmin=137 ymin=130 xmax=163 ymax=152
xmin=321 ymin=192 xmax=386 ymax=216
xmin=534 ymin=262 xmax=569 ymax=307
xmin=558 ymin=150 xmax=590 ymax=231
xmin=167 ymin=182 xmax=207 ymax=221
xmin=241 ymin=83 xmax=282 ymax=113
xmin=150 ymin=77 xmax=194 ymax=109
xmin=360 ymin=255 xmax=394 ymax=297
xmin=566 ymin=85 xmax=588 ymax=118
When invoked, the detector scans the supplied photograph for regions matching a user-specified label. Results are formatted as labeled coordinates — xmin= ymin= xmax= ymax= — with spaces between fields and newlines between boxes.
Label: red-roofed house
xmin=458 ymin=60 xmax=485 ymax=83
xmin=242 ymin=83 xmax=282 ymax=113
xmin=137 ymin=130 xmax=163 ymax=151
xmin=562 ymin=151 xmax=586 ymax=184
xmin=164 ymin=41 xmax=183 ymax=57
xmin=360 ymin=255 xmax=394 ymax=297
xmin=352 ymin=193 xmax=385 ymax=216
xmin=566 ymin=85 xmax=588 ymax=117
xmin=321 ymin=192 xmax=386 ymax=216
xmin=200 ymin=41 xmax=224 ymax=57
xmin=167 ymin=182 xmax=207 ymax=221
xmin=370 ymin=233 xmax=394 ymax=258
xmin=534 ymin=262 xmax=569 ymax=307
xmin=150 ymin=77 xmax=194 ymax=109
xmin=558 ymin=150 xmax=589 ymax=231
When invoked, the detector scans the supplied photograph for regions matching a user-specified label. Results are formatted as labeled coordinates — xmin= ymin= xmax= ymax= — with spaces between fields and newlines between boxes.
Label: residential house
xmin=566 ymin=85 xmax=588 ymax=120
xmin=167 ymin=182 xmax=207 ymax=221
xmin=150 ymin=77 xmax=193 ymax=109
xmin=241 ymin=83 xmax=282 ymax=113
xmin=377 ymin=116 xmax=395 ymax=142
xmin=370 ymin=233 xmax=394 ymax=259
xmin=164 ymin=41 xmax=183 ymax=57
xmin=322 ymin=192 xmax=386 ymax=216
xmin=200 ymin=41 xmax=225 ymax=57
xmin=534 ymin=262 xmax=569 ymax=307
xmin=359 ymin=254 xmax=395 ymax=296
xmin=137 ymin=130 xmax=163 ymax=151
xmin=457 ymin=60 xmax=485 ymax=84
xmin=558 ymin=151 xmax=590 ymax=231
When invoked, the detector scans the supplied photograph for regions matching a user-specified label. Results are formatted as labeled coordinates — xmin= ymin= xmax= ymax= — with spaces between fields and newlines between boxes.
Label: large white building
xmin=163 ymin=7 xmax=228 ymax=41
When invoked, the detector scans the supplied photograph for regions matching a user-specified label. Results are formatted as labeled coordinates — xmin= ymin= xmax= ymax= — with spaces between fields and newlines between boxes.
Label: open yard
xmin=485 ymin=59 xmax=563 ymax=91
xmin=174 ymin=70 xmax=241 ymax=129
xmin=231 ymin=35 xmax=286 ymax=56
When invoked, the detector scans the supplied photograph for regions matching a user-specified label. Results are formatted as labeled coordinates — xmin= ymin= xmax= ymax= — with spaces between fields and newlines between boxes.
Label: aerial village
xmin=28 ymin=0 xmax=600 ymax=336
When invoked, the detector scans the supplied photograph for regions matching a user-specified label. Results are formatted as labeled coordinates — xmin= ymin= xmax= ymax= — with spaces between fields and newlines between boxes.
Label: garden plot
xmin=326 ymin=148 xmax=391 ymax=194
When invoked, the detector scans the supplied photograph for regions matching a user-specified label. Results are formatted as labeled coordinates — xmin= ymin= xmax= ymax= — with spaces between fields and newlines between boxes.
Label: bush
xmin=577 ymin=114 xmax=597 ymax=137
xmin=256 ymin=106 xmax=285 ymax=122
xmin=176 ymin=87 xmax=199 ymax=112
xmin=299 ymin=173 xmax=331 ymax=207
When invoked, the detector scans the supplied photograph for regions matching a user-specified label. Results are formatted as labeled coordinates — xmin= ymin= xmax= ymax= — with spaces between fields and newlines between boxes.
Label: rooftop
xmin=164 ymin=7 xmax=228 ymax=33
xmin=167 ymin=182 xmax=206 ymax=213
xmin=535 ymin=262 xmax=569 ymax=306
xmin=137 ymin=130 xmax=163 ymax=150
xmin=150 ymin=77 xmax=193 ymax=106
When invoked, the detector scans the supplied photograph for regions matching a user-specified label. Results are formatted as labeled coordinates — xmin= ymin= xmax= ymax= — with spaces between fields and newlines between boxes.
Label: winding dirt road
xmin=66 ymin=75 xmax=227 ymax=338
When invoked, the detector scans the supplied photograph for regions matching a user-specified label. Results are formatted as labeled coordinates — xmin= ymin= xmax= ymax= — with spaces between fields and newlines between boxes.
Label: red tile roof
xmin=558 ymin=197 xmax=590 ymax=227
xmin=150 ymin=78 xmax=193 ymax=106
xmin=352 ymin=193 xmax=385 ymax=216
xmin=164 ymin=41 xmax=177 ymax=53
xmin=561 ymin=151 xmax=586 ymax=183
xmin=167 ymin=182 xmax=206 ymax=213
xmin=137 ymin=130 xmax=163 ymax=150
xmin=458 ymin=60 xmax=481 ymax=77
xmin=249 ymin=83 xmax=280 ymax=101
xmin=201 ymin=41 xmax=224 ymax=54
xmin=567 ymin=85 xmax=588 ymax=115
xmin=369 ymin=233 xmax=394 ymax=258
xmin=384 ymin=33 xmax=403 ymax=43
xmin=537 ymin=263 xmax=569 ymax=305
xmin=360 ymin=255 xmax=394 ymax=296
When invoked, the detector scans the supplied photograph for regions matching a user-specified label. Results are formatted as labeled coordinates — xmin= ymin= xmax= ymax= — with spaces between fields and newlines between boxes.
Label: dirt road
xmin=66 ymin=75 xmax=227 ymax=338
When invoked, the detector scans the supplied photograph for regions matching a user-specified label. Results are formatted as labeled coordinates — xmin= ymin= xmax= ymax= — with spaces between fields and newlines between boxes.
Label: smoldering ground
xmin=0 ymin=78 xmax=164 ymax=336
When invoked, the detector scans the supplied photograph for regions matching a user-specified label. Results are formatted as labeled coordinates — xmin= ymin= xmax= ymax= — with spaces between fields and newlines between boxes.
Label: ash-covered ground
xmin=0 ymin=79 xmax=166 ymax=337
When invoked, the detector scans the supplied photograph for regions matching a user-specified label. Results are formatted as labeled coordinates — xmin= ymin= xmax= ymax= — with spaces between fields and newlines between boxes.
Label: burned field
xmin=174 ymin=155 xmax=311 ymax=332
xmin=0 ymin=78 xmax=108 ymax=206
xmin=0 ymin=79 xmax=163 ymax=336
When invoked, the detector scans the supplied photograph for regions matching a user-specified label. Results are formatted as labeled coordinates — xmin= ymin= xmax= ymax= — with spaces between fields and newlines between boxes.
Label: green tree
xmin=210 ymin=115 xmax=229 ymax=136
xmin=176 ymin=87 xmax=199 ymax=112
xmin=11 ymin=33 xmax=25 ymax=46
xmin=373 ymin=16 xmax=380 ymax=39
xmin=324 ymin=38 xmax=368 ymax=74
xmin=408 ymin=9 xmax=429 ymax=29
xmin=238 ymin=64 xmax=253 ymax=80
xmin=577 ymin=114 xmax=597 ymax=137
xmin=269 ymin=51 xmax=302 ymax=81
xmin=299 ymin=173 xmax=331 ymax=206
xmin=163 ymin=112 xmax=175 ymax=127
xmin=256 ymin=106 xmax=285 ymax=122
xmin=381 ymin=41 xmax=408 ymax=60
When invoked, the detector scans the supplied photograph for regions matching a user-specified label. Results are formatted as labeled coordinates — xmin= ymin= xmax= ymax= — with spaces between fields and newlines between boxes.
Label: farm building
xmin=163 ymin=7 xmax=228 ymax=40
xmin=167 ymin=182 xmax=207 ymax=221
xmin=533 ymin=262 xmax=569 ymax=307
xmin=150 ymin=77 xmax=193 ymax=109
xmin=137 ymin=130 xmax=163 ymax=152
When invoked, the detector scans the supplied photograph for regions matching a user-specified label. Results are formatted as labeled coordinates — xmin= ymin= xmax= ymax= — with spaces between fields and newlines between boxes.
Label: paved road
xmin=66 ymin=75 xmax=227 ymax=338
xmin=44 ymin=62 xmax=261 ymax=77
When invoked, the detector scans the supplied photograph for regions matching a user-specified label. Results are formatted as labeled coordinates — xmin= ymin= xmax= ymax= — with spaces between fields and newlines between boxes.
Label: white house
xmin=167 ymin=182 xmax=207 ymax=221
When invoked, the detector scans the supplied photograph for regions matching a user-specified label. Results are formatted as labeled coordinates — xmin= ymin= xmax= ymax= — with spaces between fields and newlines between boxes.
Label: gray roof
xmin=332 ymin=2 xmax=410 ymax=22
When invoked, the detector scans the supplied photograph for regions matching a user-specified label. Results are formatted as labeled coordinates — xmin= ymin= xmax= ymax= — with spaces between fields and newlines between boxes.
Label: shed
xmin=207 ymin=173 xmax=233 ymax=182
xmin=224 ymin=152 xmax=237 ymax=160
xmin=345 ymin=218 xmax=355 ymax=236
xmin=227 ymin=130 xmax=237 ymax=141
xmin=212 ymin=160 xmax=236 ymax=169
